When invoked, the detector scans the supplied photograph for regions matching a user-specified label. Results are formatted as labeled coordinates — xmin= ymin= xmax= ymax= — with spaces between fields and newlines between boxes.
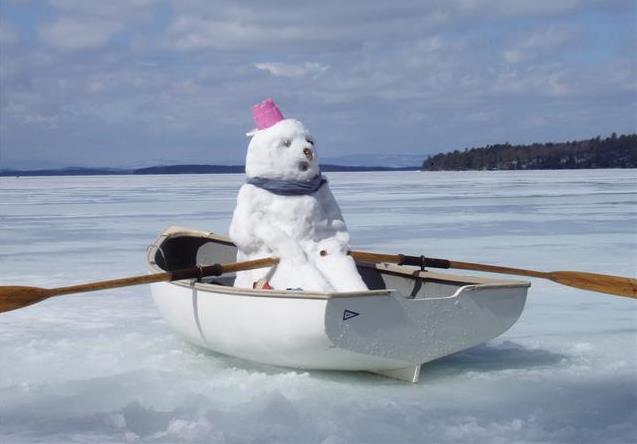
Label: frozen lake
xmin=1 ymin=170 xmax=636 ymax=443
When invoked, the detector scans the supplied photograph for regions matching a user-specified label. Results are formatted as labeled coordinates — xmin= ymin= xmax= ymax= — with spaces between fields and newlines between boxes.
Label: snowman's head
xmin=245 ymin=118 xmax=320 ymax=181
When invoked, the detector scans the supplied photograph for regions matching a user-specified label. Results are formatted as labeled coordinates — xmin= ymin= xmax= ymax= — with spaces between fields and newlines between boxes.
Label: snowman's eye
xmin=281 ymin=138 xmax=292 ymax=147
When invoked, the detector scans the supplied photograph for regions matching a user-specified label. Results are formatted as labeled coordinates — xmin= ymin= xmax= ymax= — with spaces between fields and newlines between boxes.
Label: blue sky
xmin=0 ymin=0 xmax=635 ymax=169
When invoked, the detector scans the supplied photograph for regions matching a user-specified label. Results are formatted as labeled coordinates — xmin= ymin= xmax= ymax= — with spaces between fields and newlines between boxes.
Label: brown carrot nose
xmin=303 ymin=147 xmax=313 ymax=161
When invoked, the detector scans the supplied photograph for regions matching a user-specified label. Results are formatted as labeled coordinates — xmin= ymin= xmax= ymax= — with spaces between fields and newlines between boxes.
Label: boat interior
xmin=148 ymin=229 xmax=526 ymax=298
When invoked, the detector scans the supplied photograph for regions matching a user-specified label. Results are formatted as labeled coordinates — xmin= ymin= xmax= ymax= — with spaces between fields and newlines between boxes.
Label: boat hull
xmin=148 ymin=226 xmax=530 ymax=382
xmin=151 ymin=282 xmax=412 ymax=372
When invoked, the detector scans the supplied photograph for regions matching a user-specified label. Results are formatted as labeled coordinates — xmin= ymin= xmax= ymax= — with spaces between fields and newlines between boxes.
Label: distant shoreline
xmin=0 ymin=164 xmax=420 ymax=177
xmin=6 ymin=134 xmax=634 ymax=177
xmin=423 ymin=134 xmax=636 ymax=171
xmin=1 ymin=165 xmax=634 ymax=178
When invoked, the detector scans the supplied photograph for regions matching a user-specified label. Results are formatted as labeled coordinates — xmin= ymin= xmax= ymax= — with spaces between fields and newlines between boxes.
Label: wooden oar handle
xmin=41 ymin=257 xmax=280 ymax=298
xmin=346 ymin=250 xmax=451 ymax=269
xmin=179 ymin=257 xmax=280 ymax=280
xmin=0 ymin=257 xmax=280 ymax=314
xmin=347 ymin=250 xmax=543 ymax=276
xmin=346 ymin=249 xmax=636 ymax=299
xmin=399 ymin=254 xmax=452 ymax=269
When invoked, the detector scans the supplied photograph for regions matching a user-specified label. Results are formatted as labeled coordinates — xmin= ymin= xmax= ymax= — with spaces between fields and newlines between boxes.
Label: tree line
xmin=422 ymin=133 xmax=637 ymax=171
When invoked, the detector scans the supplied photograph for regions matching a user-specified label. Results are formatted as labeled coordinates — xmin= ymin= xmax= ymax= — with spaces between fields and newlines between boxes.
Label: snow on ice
xmin=0 ymin=169 xmax=635 ymax=443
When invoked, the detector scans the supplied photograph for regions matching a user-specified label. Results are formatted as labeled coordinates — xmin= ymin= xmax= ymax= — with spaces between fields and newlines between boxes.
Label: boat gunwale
xmin=146 ymin=226 xmax=531 ymax=300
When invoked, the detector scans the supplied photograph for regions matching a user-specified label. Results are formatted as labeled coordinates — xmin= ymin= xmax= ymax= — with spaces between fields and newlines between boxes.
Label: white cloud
xmin=47 ymin=0 xmax=159 ymax=19
xmin=521 ymin=25 xmax=577 ymax=49
xmin=459 ymin=0 xmax=587 ymax=17
xmin=39 ymin=18 xmax=124 ymax=50
xmin=254 ymin=62 xmax=328 ymax=78
xmin=503 ymin=25 xmax=578 ymax=64
xmin=503 ymin=49 xmax=524 ymax=64
xmin=86 ymin=79 xmax=105 ymax=93
xmin=165 ymin=16 xmax=308 ymax=51
xmin=2 ymin=0 xmax=634 ymax=167
xmin=0 ymin=21 xmax=19 ymax=45
xmin=162 ymin=3 xmax=452 ymax=52
xmin=170 ymin=79 xmax=202 ymax=94
xmin=37 ymin=0 xmax=160 ymax=51
xmin=159 ymin=1 xmax=605 ymax=57
xmin=492 ymin=66 xmax=571 ymax=97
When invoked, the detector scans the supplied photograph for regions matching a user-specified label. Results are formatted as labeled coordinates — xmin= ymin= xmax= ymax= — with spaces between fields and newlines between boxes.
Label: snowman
xmin=229 ymin=99 xmax=368 ymax=292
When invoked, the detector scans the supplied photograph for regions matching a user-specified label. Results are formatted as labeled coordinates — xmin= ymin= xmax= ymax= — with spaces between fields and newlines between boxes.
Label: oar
xmin=346 ymin=250 xmax=637 ymax=298
xmin=0 ymin=257 xmax=279 ymax=314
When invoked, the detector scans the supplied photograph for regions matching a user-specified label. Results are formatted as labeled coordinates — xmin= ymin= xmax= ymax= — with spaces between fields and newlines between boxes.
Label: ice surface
xmin=1 ymin=170 xmax=635 ymax=443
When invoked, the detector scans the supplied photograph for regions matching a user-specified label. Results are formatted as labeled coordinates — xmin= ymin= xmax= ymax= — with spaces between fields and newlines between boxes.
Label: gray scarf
xmin=246 ymin=174 xmax=327 ymax=196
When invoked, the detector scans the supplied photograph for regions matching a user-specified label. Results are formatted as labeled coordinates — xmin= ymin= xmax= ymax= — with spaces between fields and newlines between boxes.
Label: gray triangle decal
xmin=343 ymin=309 xmax=360 ymax=320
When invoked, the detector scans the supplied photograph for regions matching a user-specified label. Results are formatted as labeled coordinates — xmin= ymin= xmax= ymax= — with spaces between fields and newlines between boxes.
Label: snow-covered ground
xmin=1 ymin=170 xmax=635 ymax=444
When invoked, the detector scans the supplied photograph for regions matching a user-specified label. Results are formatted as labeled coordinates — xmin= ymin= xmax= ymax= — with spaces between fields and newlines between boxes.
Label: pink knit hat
xmin=251 ymin=98 xmax=285 ymax=131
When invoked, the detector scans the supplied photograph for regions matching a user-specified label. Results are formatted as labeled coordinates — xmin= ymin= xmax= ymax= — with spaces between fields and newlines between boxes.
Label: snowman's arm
xmin=253 ymin=222 xmax=308 ymax=260
xmin=229 ymin=187 xmax=261 ymax=253
xmin=316 ymin=187 xmax=352 ymax=252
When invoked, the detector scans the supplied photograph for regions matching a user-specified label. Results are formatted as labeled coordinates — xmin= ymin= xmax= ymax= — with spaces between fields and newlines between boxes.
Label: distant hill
xmin=0 ymin=164 xmax=419 ymax=177
xmin=321 ymin=153 xmax=425 ymax=168
xmin=0 ymin=167 xmax=128 ymax=177
xmin=134 ymin=164 xmax=418 ymax=174
xmin=422 ymin=133 xmax=637 ymax=171
xmin=134 ymin=165 xmax=244 ymax=174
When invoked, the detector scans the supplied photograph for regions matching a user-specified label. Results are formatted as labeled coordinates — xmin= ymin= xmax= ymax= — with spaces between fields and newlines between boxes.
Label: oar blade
xmin=549 ymin=271 xmax=637 ymax=298
xmin=0 ymin=286 xmax=52 ymax=313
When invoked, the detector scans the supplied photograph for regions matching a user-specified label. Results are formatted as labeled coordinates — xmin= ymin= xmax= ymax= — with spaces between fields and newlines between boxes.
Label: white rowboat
xmin=147 ymin=226 xmax=530 ymax=382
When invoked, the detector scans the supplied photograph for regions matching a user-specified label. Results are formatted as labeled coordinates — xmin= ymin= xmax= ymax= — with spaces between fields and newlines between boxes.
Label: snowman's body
xmin=229 ymin=116 xmax=367 ymax=292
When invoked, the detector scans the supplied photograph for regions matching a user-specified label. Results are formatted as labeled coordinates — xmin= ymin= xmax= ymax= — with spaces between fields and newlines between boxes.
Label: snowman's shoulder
xmin=313 ymin=183 xmax=346 ymax=218
xmin=233 ymin=185 xmax=270 ymax=218
xmin=237 ymin=183 xmax=272 ymax=202
xmin=314 ymin=183 xmax=338 ymax=203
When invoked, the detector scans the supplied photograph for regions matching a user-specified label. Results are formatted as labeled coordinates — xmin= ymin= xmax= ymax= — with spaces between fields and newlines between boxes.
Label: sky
xmin=0 ymin=0 xmax=635 ymax=169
